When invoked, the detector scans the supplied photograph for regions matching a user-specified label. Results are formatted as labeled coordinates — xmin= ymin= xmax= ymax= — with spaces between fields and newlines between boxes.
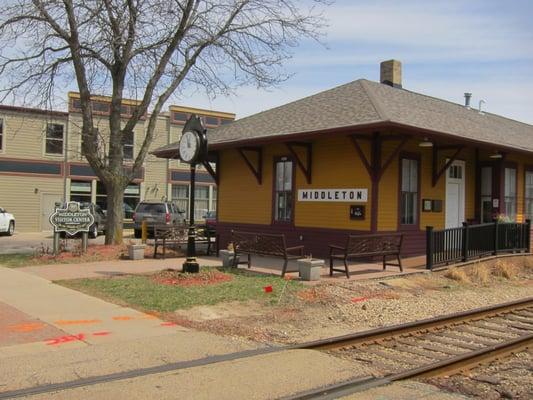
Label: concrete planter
xmin=297 ymin=258 xmax=324 ymax=281
xmin=128 ymin=244 xmax=146 ymax=260
xmin=220 ymin=249 xmax=239 ymax=267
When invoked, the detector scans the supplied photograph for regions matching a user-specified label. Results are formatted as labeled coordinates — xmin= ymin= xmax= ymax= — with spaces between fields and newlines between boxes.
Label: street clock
xmin=178 ymin=115 xmax=207 ymax=164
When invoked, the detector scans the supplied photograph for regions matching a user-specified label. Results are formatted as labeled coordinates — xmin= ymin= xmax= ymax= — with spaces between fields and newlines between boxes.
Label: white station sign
xmin=298 ymin=188 xmax=368 ymax=203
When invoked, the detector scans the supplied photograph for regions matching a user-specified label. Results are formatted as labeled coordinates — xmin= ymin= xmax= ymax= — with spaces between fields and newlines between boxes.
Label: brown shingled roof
xmin=152 ymin=78 xmax=533 ymax=159
xmin=205 ymin=79 xmax=533 ymax=153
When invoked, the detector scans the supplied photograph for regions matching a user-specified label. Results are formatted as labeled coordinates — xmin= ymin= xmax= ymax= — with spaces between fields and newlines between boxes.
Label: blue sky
xmin=183 ymin=0 xmax=533 ymax=124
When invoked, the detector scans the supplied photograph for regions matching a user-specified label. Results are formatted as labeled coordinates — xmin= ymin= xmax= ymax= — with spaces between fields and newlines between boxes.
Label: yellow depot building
xmin=0 ymin=94 xmax=234 ymax=232
xmin=161 ymin=60 xmax=533 ymax=257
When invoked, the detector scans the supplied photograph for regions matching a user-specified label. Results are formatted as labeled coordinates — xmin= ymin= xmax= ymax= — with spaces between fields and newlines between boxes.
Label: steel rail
xmin=284 ymin=333 xmax=532 ymax=400
xmin=293 ymin=296 xmax=533 ymax=351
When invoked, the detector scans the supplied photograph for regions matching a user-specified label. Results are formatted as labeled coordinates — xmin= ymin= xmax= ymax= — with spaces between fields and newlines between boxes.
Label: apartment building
xmin=0 ymin=93 xmax=234 ymax=232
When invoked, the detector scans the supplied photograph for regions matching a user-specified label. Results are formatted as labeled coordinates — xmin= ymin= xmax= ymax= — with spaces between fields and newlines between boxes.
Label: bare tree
xmin=0 ymin=0 xmax=327 ymax=244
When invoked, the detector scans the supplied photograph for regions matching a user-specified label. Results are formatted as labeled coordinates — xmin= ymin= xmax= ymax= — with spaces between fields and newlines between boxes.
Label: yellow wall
xmin=218 ymin=135 xmax=371 ymax=230
xmin=218 ymin=134 xmax=531 ymax=232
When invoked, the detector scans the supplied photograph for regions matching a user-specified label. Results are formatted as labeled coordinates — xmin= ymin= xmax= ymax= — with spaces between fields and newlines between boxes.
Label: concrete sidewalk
xmin=16 ymin=256 xmax=222 ymax=281
xmin=0 ymin=267 xmax=192 ymax=355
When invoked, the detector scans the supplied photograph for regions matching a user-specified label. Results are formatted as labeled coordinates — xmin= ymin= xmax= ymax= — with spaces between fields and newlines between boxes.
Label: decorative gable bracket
xmin=285 ymin=141 xmax=312 ymax=184
xmin=432 ymin=145 xmax=464 ymax=187
xmin=237 ymin=146 xmax=263 ymax=184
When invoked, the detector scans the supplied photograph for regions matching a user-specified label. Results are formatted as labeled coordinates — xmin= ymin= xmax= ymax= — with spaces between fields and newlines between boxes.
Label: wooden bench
xmin=153 ymin=224 xmax=218 ymax=259
xmin=329 ymin=233 xmax=403 ymax=278
xmin=231 ymin=230 xmax=304 ymax=277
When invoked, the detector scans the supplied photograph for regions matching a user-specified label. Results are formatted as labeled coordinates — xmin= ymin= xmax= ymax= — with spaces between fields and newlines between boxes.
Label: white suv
xmin=0 ymin=207 xmax=15 ymax=236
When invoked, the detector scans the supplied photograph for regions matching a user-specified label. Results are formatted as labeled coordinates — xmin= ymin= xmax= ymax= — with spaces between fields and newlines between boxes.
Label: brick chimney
xmin=380 ymin=60 xmax=402 ymax=88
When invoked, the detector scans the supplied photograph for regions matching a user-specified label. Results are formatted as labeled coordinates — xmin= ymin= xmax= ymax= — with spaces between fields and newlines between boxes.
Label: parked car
xmin=59 ymin=202 xmax=106 ymax=239
xmin=203 ymin=210 xmax=217 ymax=235
xmin=0 ymin=207 xmax=15 ymax=236
xmin=133 ymin=201 xmax=186 ymax=238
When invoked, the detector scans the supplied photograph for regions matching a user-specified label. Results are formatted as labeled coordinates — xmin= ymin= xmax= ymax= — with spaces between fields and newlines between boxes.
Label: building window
xmin=211 ymin=186 xmax=217 ymax=212
xmin=45 ymin=123 xmax=64 ymax=155
xmin=92 ymin=101 xmax=110 ymax=113
xmin=220 ymin=118 xmax=233 ymax=125
xmin=0 ymin=118 xmax=3 ymax=151
xmin=194 ymin=186 xmax=210 ymax=221
xmin=173 ymin=112 xmax=188 ymax=122
xmin=274 ymin=158 xmax=293 ymax=222
xmin=525 ymin=170 xmax=533 ymax=221
xmin=122 ymin=131 xmax=134 ymax=160
xmin=172 ymin=184 xmax=189 ymax=219
xmin=400 ymin=158 xmax=418 ymax=225
xmin=95 ymin=181 xmax=139 ymax=219
xmin=504 ymin=167 xmax=517 ymax=220
xmin=203 ymin=116 xmax=219 ymax=126
xmin=70 ymin=180 xmax=92 ymax=204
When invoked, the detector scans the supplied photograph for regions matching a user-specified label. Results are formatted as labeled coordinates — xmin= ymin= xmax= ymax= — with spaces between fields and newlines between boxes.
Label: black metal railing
xmin=426 ymin=220 xmax=531 ymax=270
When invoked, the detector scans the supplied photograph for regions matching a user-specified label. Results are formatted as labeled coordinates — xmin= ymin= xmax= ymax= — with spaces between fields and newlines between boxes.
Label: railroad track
xmin=287 ymin=296 xmax=533 ymax=399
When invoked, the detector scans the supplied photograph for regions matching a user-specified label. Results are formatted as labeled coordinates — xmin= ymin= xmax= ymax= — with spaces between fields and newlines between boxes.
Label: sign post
xmin=49 ymin=202 xmax=95 ymax=255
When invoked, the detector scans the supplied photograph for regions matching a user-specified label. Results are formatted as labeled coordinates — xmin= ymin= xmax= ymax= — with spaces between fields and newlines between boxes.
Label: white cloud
xmin=295 ymin=0 xmax=533 ymax=65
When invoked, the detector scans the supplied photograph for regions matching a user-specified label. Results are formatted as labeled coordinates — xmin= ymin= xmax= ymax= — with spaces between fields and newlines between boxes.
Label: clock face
xmin=179 ymin=131 xmax=200 ymax=163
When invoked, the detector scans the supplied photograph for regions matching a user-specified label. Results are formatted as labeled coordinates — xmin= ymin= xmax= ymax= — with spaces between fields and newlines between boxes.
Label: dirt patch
xmin=160 ymin=258 xmax=533 ymax=346
xmin=35 ymin=244 xmax=126 ymax=264
xmin=151 ymin=269 xmax=233 ymax=286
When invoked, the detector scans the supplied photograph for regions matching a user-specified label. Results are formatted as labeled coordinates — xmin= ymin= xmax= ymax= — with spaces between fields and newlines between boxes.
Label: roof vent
xmin=380 ymin=60 xmax=402 ymax=88
xmin=478 ymin=99 xmax=486 ymax=115
xmin=464 ymin=93 xmax=472 ymax=109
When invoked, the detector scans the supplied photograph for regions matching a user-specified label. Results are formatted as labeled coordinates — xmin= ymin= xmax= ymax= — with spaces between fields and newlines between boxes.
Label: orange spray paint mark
xmin=160 ymin=322 xmax=177 ymax=327
xmin=351 ymin=297 xmax=368 ymax=303
xmin=112 ymin=316 xmax=135 ymax=321
xmin=8 ymin=322 xmax=45 ymax=333
xmin=139 ymin=314 xmax=158 ymax=320
xmin=46 ymin=333 xmax=85 ymax=346
xmin=55 ymin=319 xmax=101 ymax=326
xmin=92 ymin=331 xmax=111 ymax=336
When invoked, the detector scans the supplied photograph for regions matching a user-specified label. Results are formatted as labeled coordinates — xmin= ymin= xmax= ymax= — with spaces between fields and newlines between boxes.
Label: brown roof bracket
xmin=432 ymin=145 xmax=464 ymax=187
xmin=201 ymin=152 xmax=219 ymax=184
xmin=350 ymin=133 xmax=408 ymax=181
xmin=285 ymin=141 xmax=312 ymax=184
xmin=377 ymin=135 xmax=409 ymax=181
xmin=237 ymin=146 xmax=262 ymax=184
xmin=350 ymin=135 xmax=374 ymax=178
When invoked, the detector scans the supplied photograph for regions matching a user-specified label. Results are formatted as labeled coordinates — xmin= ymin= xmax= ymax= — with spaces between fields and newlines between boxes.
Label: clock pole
xmin=183 ymin=162 xmax=200 ymax=273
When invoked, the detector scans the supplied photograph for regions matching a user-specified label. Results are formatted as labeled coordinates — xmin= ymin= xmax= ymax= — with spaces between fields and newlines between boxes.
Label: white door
xmin=445 ymin=160 xmax=465 ymax=229
xmin=41 ymin=193 xmax=61 ymax=231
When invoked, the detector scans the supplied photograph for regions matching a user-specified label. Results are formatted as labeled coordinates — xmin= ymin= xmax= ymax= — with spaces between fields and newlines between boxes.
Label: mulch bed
xmin=151 ymin=269 xmax=233 ymax=286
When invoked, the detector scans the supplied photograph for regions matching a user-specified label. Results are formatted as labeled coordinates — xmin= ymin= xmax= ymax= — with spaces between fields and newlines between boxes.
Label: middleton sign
xmin=298 ymin=188 xmax=368 ymax=202
xmin=49 ymin=202 xmax=94 ymax=235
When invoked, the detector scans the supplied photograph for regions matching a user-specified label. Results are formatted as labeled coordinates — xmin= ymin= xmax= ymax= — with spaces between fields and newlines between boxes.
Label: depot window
xmin=400 ymin=158 xmax=419 ymax=225
xmin=525 ymin=170 xmax=533 ymax=221
xmin=274 ymin=158 xmax=294 ymax=223
xmin=504 ymin=167 xmax=517 ymax=220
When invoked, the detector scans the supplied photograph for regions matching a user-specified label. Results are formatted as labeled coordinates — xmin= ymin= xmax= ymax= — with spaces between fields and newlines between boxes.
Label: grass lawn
xmin=58 ymin=268 xmax=302 ymax=312
xmin=0 ymin=253 xmax=34 ymax=268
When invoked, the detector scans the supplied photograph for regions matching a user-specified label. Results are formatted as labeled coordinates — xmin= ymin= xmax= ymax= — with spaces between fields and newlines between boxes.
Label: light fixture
xmin=489 ymin=151 xmax=503 ymax=159
xmin=418 ymin=138 xmax=433 ymax=148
